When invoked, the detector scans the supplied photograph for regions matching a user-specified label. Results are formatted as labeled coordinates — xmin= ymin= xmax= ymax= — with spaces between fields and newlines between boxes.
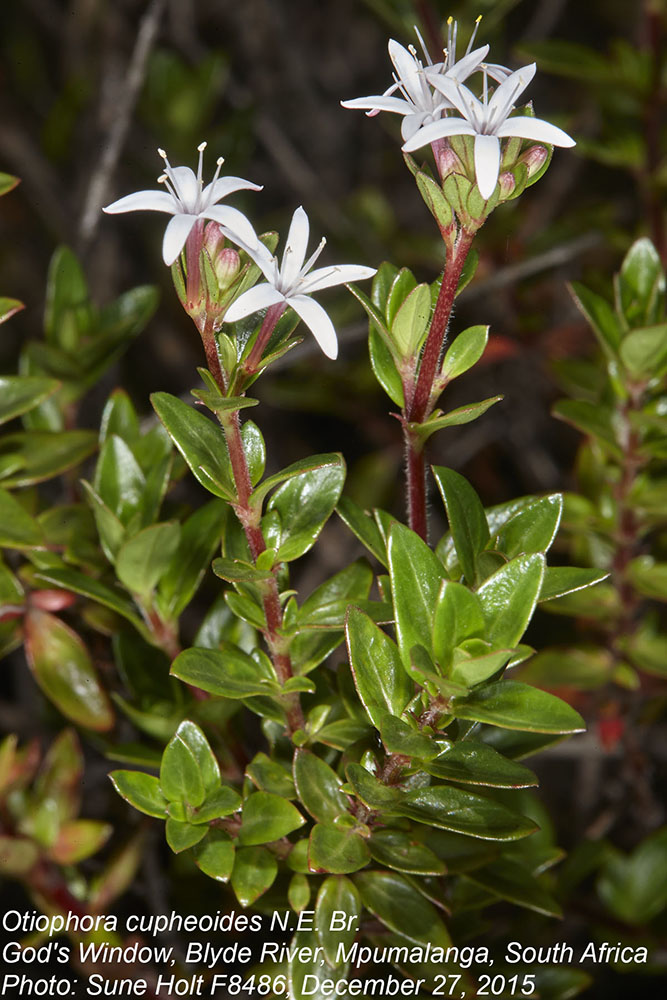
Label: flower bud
xmin=518 ymin=144 xmax=548 ymax=179
xmin=432 ymin=139 xmax=464 ymax=181
xmin=214 ymin=247 xmax=241 ymax=287
xmin=498 ymin=172 xmax=516 ymax=198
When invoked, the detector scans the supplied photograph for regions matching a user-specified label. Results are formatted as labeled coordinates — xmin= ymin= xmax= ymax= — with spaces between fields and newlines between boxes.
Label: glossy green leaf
xmin=44 ymin=246 xmax=90 ymax=350
xmin=308 ymin=823 xmax=371 ymax=875
xmin=24 ymin=609 xmax=114 ymax=731
xmin=569 ymin=282 xmax=622 ymax=356
xmin=289 ymin=930 xmax=349 ymax=1000
xmin=494 ymin=495 xmax=562 ymax=558
xmin=552 ymin=400 xmax=622 ymax=459
xmin=80 ymin=481 xmax=126 ymax=562
xmin=0 ymin=430 xmax=97 ymax=488
xmin=165 ymin=817 xmax=207 ymax=853
xmin=171 ymin=645 xmax=279 ymax=699
xmin=425 ymin=742 xmax=537 ymax=788
xmin=116 ymin=522 xmax=181 ymax=596
xmin=157 ymin=499 xmax=227 ymax=619
xmin=94 ymin=435 xmax=145 ymax=525
xmin=33 ymin=567 xmax=150 ymax=640
xmin=619 ymin=324 xmax=667 ymax=379
xmin=109 ymin=771 xmax=168 ymax=818
xmin=160 ymin=728 xmax=206 ymax=808
xmin=432 ymin=581 xmax=485 ymax=667
xmin=0 ymin=376 xmax=60 ymax=426
xmin=266 ymin=455 xmax=345 ymax=562
xmin=452 ymin=680 xmax=585 ymax=733
xmin=336 ymin=496 xmax=387 ymax=567
xmin=617 ymin=237 xmax=665 ymax=328
xmin=0 ymin=172 xmax=19 ymax=196
xmin=477 ymin=554 xmax=545 ymax=648
xmin=538 ymin=566 xmax=608 ymax=602
xmin=316 ymin=876 xmax=361 ymax=966
xmin=368 ymin=830 xmax=446 ymax=875
xmin=411 ymin=396 xmax=502 ymax=444
xmin=442 ymin=325 xmax=489 ymax=380
xmin=246 ymin=752 xmax=296 ymax=798
xmin=597 ymin=829 xmax=667 ymax=925
xmin=239 ymin=792 xmax=305 ymax=845
xmin=151 ymin=391 xmax=234 ymax=499
xmin=465 ymin=858 xmax=562 ymax=917
xmin=194 ymin=829 xmax=235 ymax=882
xmin=252 ymin=454 xmax=346 ymax=509
xmin=0 ymin=488 xmax=46 ymax=550
xmin=50 ymin=820 xmax=112 ymax=865
xmin=379 ymin=716 xmax=438 ymax=759
xmin=432 ymin=466 xmax=489 ymax=583
xmin=191 ymin=786 xmax=242 ymax=824
xmin=387 ymin=521 xmax=448 ymax=669
xmin=231 ymin=846 xmax=277 ymax=906
xmin=0 ymin=298 xmax=25 ymax=326
xmin=369 ymin=325 xmax=405 ymax=407
xmin=293 ymin=750 xmax=349 ymax=822
xmin=415 ymin=170 xmax=453 ymax=231
xmin=346 ymin=607 xmax=413 ymax=729
xmin=391 ymin=283 xmax=431 ymax=356
xmin=354 ymin=871 xmax=451 ymax=947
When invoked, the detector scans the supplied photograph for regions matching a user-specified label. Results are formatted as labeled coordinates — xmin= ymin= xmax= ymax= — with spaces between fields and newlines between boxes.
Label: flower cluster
xmin=343 ymin=18 xmax=574 ymax=200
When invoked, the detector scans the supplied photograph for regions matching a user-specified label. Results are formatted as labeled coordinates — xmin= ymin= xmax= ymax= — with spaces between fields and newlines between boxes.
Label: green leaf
xmin=442 ymin=325 xmax=489 ymax=380
xmin=449 ymin=648 xmax=514 ymax=688
xmin=569 ymin=282 xmax=622 ymax=356
xmin=192 ymin=786 xmax=242 ymax=823
xmin=553 ymin=399 xmax=622 ymax=458
xmin=293 ymin=750 xmax=349 ymax=822
xmin=0 ymin=836 xmax=39 ymax=875
xmin=411 ymin=397 xmax=502 ymax=443
xmin=316 ymin=876 xmax=361 ymax=966
xmin=116 ymin=522 xmax=181 ymax=596
xmin=32 ymin=567 xmax=151 ymax=640
xmin=425 ymin=742 xmax=537 ymax=788
xmin=336 ymin=496 xmax=387 ymax=567
xmin=160 ymin=728 xmax=206 ymax=808
xmin=194 ymin=829 xmax=235 ymax=882
xmin=174 ymin=720 xmax=220 ymax=794
xmin=246 ymin=753 xmax=296 ymax=799
xmin=171 ymin=645 xmax=279 ymax=699
xmin=477 ymin=554 xmax=545 ymax=648
xmin=465 ymin=858 xmax=562 ymax=917
xmin=239 ymin=792 xmax=305 ymax=845
xmin=391 ymin=283 xmax=431 ymax=357
xmin=0 ymin=430 xmax=97 ymax=488
xmin=241 ymin=420 xmax=266 ymax=485
xmin=354 ymin=871 xmax=451 ymax=947
xmin=0 ymin=376 xmax=60 ymax=426
xmin=288 ymin=873 xmax=311 ymax=912
xmin=0 ymin=298 xmax=25 ymax=326
xmin=157 ymin=499 xmax=227 ymax=619
xmin=109 ymin=771 xmax=168 ymax=818
xmin=432 ymin=581 xmax=485 ymax=667
xmin=24 ymin=609 xmax=114 ymax=731
xmin=415 ymin=170 xmax=453 ymax=232
xmin=151 ymin=392 xmax=234 ymax=499
xmin=452 ymin=680 xmax=585 ymax=733
xmin=379 ymin=716 xmax=438 ymax=759
xmin=165 ymin=817 xmax=207 ymax=853
xmin=44 ymin=246 xmax=90 ymax=351
xmin=432 ymin=466 xmax=489 ymax=584
xmin=289 ymin=930 xmax=349 ymax=1000
xmin=597 ymin=829 xmax=667 ymax=925
xmin=617 ymin=237 xmax=665 ymax=329
xmin=94 ymin=435 xmax=145 ymax=525
xmin=539 ymin=566 xmax=609 ymax=602
xmin=369 ymin=325 xmax=405 ymax=407
xmin=81 ymin=481 xmax=126 ymax=562
xmin=368 ymin=830 xmax=446 ymax=876
xmin=494 ymin=495 xmax=562 ymax=558
xmin=308 ymin=823 xmax=371 ymax=875
xmin=252 ymin=454 xmax=345 ymax=509
xmin=231 ymin=846 xmax=277 ymax=906
xmin=620 ymin=324 xmax=667 ymax=379
xmin=0 ymin=488 xmax=46 ymax=550
xmin=0 ymin=172 xmax=20 ymax=196
xmin=387 ymin=521 xmax=448 ymax=669
xmin=266 ymin=455 xmax=345 ymax=562
xmin=345 ymin=607 xmax=413 ymax=729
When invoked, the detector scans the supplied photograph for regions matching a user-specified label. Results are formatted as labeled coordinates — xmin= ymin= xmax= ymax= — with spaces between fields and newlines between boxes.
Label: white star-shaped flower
xmin=402 ymin=63 xmax=575 ymax=199
xmin=224 ymin=206 xmax=376 ymax=360
xmin=103 ymin=143 xmax=262 ymax=266
xmin=341 ymin=20 xmax=509 ymax=142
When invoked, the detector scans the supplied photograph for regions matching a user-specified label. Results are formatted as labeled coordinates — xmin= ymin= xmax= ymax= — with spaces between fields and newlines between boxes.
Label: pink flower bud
xmin=214 ymin=247 xmax=241 ymax=287
xmin=203 ymin=221 xmax=227 ymax=259
xmin=498 ymin=172 xmax=515 ymax=198
xmin=518 ymin=144 xmax=548 ymax=178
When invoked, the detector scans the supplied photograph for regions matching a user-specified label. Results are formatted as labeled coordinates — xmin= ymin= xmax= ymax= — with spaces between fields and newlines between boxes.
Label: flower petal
xmin=402 ymin=117 xmax=476 ymax=152
xmin=445 ymin=44 xmax=489 ymax=83
xmin=401 ymin=110 xmax=434 ymax=142
xmin=168 ymin=166 xmax=199 ymax=211
xmin=427 ymin=73 xmax=482 ymax=121
xmin=487 ymin=64 xmax=536 ymax=123
xmin=474 ymin=133 xmax=501 ymax=200
xmin=201 ymin=175 xmax=263 ymax=207
xmin=200 ymin=205 xmax=259 ymax=249
xmin=341 ymin=95 xmax=412 ymax=115
xmin=162 ymin=214 xmax=197 ymax=266
xmin=281 ymin=206 xmax=310 ymax=289
xmin=289 ymin=295 xmax=338 ymax=359
xmin=224 ymin=284 xmax=286 ymax=322
xmin=496 ymin=115 xmax=576 ymax=147
xmin=388 ymin=40 xmax=422 ymax=105
xmin=298 ymin=264 xmax=377 ymax=295
xmin=103 ymin=189 xmax=177 ymax=215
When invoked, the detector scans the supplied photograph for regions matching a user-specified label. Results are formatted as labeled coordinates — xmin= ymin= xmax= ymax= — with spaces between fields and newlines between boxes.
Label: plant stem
xmin=200 ymin=315 xmax=305 ymax=736
xmin=401 ymin=228 xmax=475 ymax=538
